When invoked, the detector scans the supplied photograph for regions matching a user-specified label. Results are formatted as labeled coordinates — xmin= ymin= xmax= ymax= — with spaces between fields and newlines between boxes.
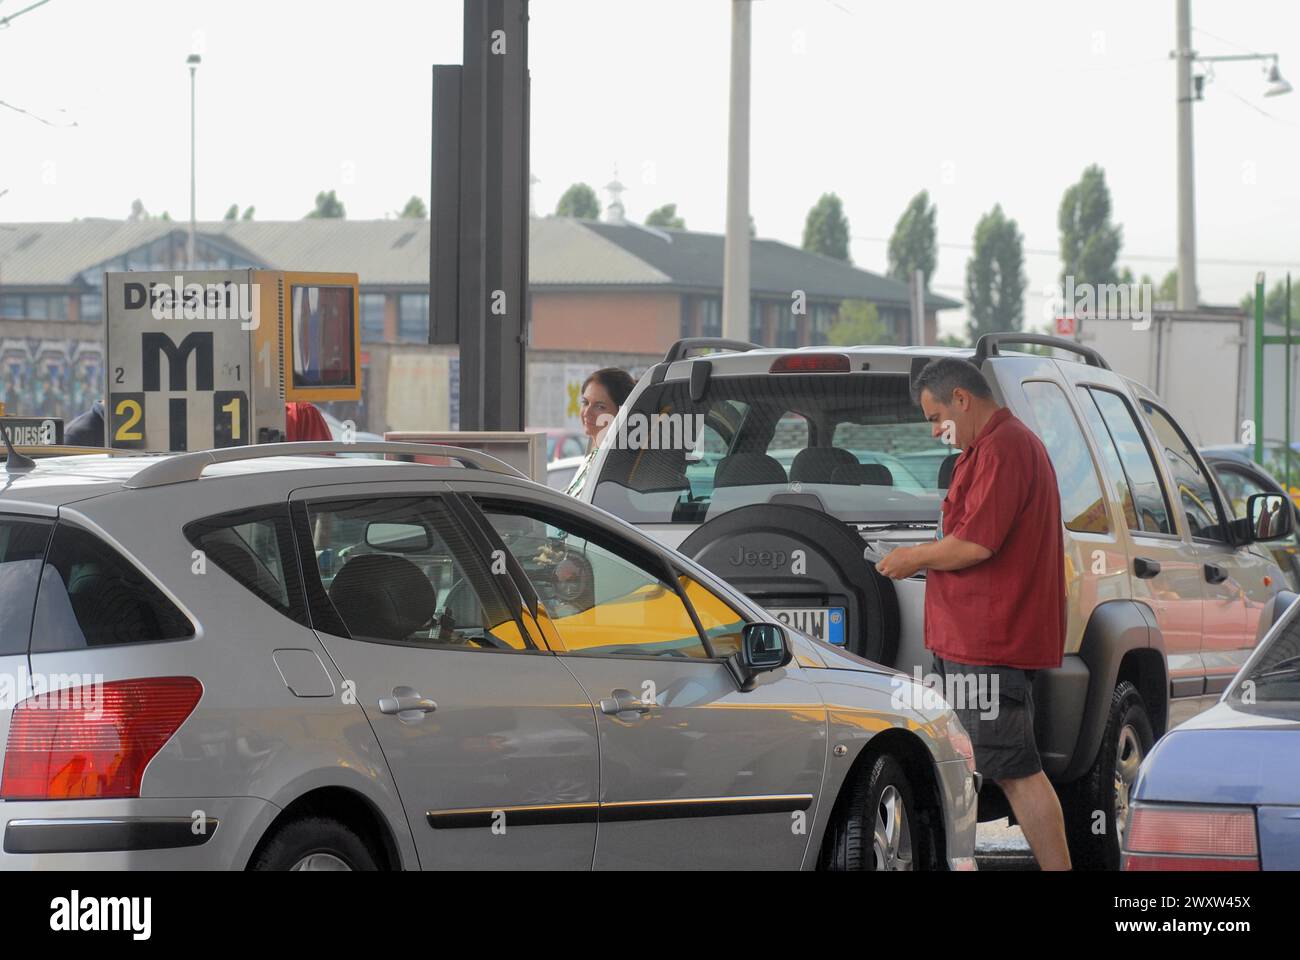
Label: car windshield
xmin=591 ymin=371 xmax=952 ymax=524
xmin=1231 ymin=606 xmax=1300 ymax=705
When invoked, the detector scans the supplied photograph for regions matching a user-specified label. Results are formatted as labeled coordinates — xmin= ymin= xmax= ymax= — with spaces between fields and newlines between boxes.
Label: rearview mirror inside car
xmin=365 ymin=521 xmax=432 ymax=552
xmin=1244 ymin=492 xmax=1294 ymax=543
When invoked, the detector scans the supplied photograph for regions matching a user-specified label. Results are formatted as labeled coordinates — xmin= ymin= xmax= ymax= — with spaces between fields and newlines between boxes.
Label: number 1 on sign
xmin=222 ymin=396 xmax=242 ymax=441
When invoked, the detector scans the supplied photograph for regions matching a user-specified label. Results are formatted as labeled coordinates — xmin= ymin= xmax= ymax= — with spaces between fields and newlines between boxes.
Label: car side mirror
xmin=725 ymin=623 xmax=793 ymax=691
xmin=1242 ymin=492 xmax=1294 ymax=543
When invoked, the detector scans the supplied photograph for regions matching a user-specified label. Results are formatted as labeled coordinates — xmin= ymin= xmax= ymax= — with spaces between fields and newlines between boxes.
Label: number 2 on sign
xmin=222 ymin=396 xmax=241 ymax=441
xmin=115 ymin=398 xmax=143 ymax=441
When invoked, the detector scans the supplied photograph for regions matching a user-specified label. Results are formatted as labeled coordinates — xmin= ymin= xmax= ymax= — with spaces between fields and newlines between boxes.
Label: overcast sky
xmin=3 ymin=0 xmax=1298 ymax=335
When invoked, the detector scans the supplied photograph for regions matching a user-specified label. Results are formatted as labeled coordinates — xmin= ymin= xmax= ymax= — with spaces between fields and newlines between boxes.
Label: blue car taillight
xmin=1122 ymin=803 xmax=1260 ymax=871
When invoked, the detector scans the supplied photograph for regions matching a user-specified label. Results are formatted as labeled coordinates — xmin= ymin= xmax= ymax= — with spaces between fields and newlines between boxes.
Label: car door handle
xmin=1204 ymin=563 xmax=1228 ymax=584
xmin=378 ymin=689 xmax=438 ymax=716
xmin=1133 ymin=557 xmax=1161 ymax=579
xmin=599 ymin=689 xmax=654 ymax=716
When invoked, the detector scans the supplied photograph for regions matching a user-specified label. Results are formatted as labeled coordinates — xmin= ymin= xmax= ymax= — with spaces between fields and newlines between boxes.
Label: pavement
xmin=975 ymin=818 xmax=1037 ymax=871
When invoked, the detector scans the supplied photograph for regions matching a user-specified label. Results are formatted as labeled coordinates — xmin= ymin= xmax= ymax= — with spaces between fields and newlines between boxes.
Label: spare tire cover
xmin=679 ymin=503 xmax=899 ymax=666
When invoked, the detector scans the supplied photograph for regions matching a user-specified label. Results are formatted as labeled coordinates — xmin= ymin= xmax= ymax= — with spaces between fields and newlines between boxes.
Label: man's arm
xmin=875 ymin=535 xmax=991 ymax=580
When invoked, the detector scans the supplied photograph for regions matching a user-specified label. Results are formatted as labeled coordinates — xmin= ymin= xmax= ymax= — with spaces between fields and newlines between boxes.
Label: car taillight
xmin=769 ymin=353 xmax=851 ymax=374
xmin=2 ymin=677 xmax=202 ymax=800
xmin=1121 ymin=803 xmax=1259 ymax=871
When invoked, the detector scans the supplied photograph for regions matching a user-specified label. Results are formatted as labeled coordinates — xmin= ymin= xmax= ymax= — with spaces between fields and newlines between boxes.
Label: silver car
xmin=0 ymin=442 xmax=976 ymax=870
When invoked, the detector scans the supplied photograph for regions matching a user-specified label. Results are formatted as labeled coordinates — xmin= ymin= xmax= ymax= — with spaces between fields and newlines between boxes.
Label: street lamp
xmin=1173 ymin=0 xmax=1289 ymax=310
xmin=187 ymin=53 xmax=201 ymax=269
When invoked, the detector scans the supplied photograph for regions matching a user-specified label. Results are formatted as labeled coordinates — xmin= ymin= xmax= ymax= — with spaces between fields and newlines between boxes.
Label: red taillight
xmin=769 ymin=353 xmax=851 ymax=374
xmin=2 ymin=677 xmax=202 ymax=800
xmin=1121 ymin=804 xmax=1260 ymax=871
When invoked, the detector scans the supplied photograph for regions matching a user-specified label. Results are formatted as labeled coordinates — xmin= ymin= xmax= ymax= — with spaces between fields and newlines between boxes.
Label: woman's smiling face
xmin=579 ymin=379 xmax=617 ymax=441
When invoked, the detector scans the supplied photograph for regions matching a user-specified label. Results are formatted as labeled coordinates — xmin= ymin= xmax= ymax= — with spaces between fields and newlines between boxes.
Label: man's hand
xmin=876 ymin=545 xmax=924 ymax=580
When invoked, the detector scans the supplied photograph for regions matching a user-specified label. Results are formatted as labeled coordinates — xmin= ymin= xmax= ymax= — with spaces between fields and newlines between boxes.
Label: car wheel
xmin=248 ymin=816 xmax=379 ymax=871
xmin=820 ymin=753 xmax=917 ymax=871
xmin=1063 ymin=680 xmax=1154 ymax=871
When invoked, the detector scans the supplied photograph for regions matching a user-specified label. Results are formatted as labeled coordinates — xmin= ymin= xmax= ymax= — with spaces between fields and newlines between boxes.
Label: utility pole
xmin=722 ymin=0 xmax=752 ymax=341
xmin=188 ymin=53 xmax=201 ymax=269
xmin=1175 ymin=0 xmax=1196 ymax=309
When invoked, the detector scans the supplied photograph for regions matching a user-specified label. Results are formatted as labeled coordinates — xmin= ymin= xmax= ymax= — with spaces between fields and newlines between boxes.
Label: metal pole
xmin=188 ymin=57 xmax=199 ymax=268
xmin=1175 ymin=0 xmax=1198 ymax=309
xmin=721 ymin=0 xmax=751 ymax=341
xmin=1255 ymin=272 xmax=1265 ymax=466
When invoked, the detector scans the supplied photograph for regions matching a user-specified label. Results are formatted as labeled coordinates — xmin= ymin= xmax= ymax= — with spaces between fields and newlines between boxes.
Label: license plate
xmin=766 ymin=607 xmax=846 ymax=645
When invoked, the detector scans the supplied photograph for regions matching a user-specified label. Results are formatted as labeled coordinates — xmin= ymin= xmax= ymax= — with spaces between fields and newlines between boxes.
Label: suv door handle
xmin=1133 ymin=557 xmax=1162 ymax=579
xmin=1204 ymin=563 xmax=1228 ymax=584
xmin=378 ymin=687 xmax=438 ymax=716
xmin=599 ymin=689 xmax=654 ymax=716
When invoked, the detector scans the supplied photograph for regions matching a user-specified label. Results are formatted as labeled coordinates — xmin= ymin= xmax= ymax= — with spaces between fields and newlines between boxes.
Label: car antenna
xmin=1 ymin=422 xmax=36 ymax=474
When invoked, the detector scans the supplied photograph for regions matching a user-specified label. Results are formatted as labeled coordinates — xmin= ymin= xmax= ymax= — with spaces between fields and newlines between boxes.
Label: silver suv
xmin=0 ymin=441 xmax=976 ymax=870
xmin=574 ymin=333 xmax=1297 ymax=869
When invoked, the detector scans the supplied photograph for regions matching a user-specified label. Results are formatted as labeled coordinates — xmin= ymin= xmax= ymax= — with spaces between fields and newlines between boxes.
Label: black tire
xmin=820 ymin=754 xmax=919 ymax=871
xmin=248 ymin=816 xmax=379 ymax=871
xmin=1062 ymin=680 xmax=1154 ymax=871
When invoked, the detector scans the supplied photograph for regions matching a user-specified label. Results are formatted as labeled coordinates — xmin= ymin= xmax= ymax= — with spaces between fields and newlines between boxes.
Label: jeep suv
xmin=574 ymin=332 xmax=1297 ymax=869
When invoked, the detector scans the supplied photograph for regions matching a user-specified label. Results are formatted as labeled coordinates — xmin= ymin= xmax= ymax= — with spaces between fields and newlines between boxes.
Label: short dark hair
xmin=911 ymin=357 xmax=992 ymax=405
xmin=582 ymin=367 xmax=636 ymax=408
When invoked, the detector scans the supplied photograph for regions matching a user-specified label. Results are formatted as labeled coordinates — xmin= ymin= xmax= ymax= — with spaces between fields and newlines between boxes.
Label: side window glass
xmin=1140 ymin=401 xmax=1225 ymax=540
xmin=1216 ymin=468 xmax=1267 ymax=520
xmin=479 ymin=505 xmax=709 ymax=659
xmin=1021 ymin=382 xmax=1110 ymax=534
xmin=33 ymin=525 xmax=194 ymax=651
xmin=305 ymin=497 xmax=530 ymax=650
xmin=680 ymin=575 xmax=746 ymax=657
xmin=185 ymin=506 xmax=306 ymax=625
xmin=1085 ymin=389 xmax=1174 ymax=535
xmin=0 ymin=517 xmax=52 ymax=656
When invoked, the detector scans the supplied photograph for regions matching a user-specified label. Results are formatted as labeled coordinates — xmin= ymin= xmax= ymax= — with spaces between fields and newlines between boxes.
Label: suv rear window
xmin=31 ymin=525 xmax=194 ymax=651
xmin=592 ymin=372 xmax=951 ymax=524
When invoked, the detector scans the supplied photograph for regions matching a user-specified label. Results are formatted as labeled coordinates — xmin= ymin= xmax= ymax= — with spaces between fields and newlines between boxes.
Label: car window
xmin=0 ymin=516 xmax=53 ymax=656
xmin=1215 ymin=466 xmax=1269 ymax=519
xmin=304 ymin=497 xmax=530 ymax=650
xmin=595 ymin=373 xmax=949 ymax=524
xmin=185 ymin=506 xmax=307 ymax=625
xmin=32 ymin=524 xmax=194 ymax=651
xmin=1021 ymin=381 xmax=1110 ymax=534
xmin=1082 ymin=388 xmax=1174 ymax=536
xmin=680 ymin=575 xmax=747 ymax=657
xmin=1232 ymin=606 xmax=1300 ymax=705
xmin=478 ymin=504 xmax=710 ymax=659
xmin=1140 ymin=400 xmax=1225 ymax=540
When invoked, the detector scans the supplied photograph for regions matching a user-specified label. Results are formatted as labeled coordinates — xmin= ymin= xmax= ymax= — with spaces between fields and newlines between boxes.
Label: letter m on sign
xmin=142 ymin=332 xmax=215 ymax=391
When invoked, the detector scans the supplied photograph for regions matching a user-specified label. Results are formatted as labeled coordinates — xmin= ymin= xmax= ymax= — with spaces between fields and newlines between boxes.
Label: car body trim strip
xmin=425 ymin=794 xmax=814 ymax=829
xmin=3 ymin=817 xmax=219 ymax=854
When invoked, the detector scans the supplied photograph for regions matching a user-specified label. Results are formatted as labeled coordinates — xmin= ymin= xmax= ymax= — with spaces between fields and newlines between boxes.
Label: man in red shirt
xmin=876 ymin=357 xmax=1070 ymax=870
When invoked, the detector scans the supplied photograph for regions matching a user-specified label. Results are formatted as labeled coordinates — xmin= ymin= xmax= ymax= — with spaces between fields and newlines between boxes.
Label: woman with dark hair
xmin=566 ymin=367 xmax=635 ymax=496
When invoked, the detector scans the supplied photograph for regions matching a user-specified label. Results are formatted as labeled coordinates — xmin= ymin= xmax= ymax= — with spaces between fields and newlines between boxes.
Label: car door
xmin=1075 ymin=384 xmax=1207 ymax=722
xmin=289 ymin=481 xmax=600 ymax=869
xmin=466 ymin=491 xmax=827 ymax=870
xmin=1140 ymin=401 xmax=1277 ymax=693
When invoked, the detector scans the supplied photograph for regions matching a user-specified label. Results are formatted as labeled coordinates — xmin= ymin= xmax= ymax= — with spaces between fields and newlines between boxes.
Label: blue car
xmin=1123 ymin=597 xmax=1300 ymax=871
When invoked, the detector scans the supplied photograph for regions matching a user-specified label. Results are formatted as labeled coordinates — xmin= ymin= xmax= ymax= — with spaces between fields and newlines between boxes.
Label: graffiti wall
xmin=0 ymin=338 xmax=104 ymax=421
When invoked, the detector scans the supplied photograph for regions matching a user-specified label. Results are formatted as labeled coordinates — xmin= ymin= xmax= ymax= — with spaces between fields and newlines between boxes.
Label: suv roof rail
xmin=123 ymin=441 xmax=526 ymax=490
xmin=663 ymin=337 xmax=761 ymax=364
xmin=971 ymin=333 xmax=1110 ymax=370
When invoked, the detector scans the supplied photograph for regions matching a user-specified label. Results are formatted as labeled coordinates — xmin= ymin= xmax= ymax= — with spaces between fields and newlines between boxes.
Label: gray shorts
xmin=932 ymin=655 xmax=1042 ymax=783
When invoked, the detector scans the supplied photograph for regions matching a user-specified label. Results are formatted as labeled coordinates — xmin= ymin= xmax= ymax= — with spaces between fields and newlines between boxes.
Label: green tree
xmin=224 ymin=204 xmax=239 ymax=221
xmin=241 ymin=206 xmax=255 ymax=221
xmin=828 ymin=300 xmax=892 ymax=346
xmin=306 ymin=190 xmax=346 ymax=219
xmin=1058 ymin=165 xmax=1122 ymax=286
xmin=555 ymin=183 xmax=600 ymax=219
xmin=802 ymin=192 xmax=851 ymax=262
xmin=645 ymin=203 xmax=684 ymax=229
xmin=887 ymin=190 xmax=938 ymax=289
xmin=399 ymin=196 xmax=428 ymax=219
xmin=965 ymin=204 xmax=1026 ymax=341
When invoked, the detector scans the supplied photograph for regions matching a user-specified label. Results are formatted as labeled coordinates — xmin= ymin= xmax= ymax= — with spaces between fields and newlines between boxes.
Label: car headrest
xmin=714 ymin=452 xmax=787 ymax=487
xmin=789 ymin=447 xmax=858 ymax=484
xmin=938 ymin=453 xmax=960 ymax=489
xmin=831 ymin=462 xmax=894 ymax=486
xmin=329 ymin=553 xmax=436 ymax=641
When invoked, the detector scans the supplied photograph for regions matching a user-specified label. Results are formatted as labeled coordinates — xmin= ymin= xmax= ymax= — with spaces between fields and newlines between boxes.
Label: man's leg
xmin=998 ymin=772 xmax=1071 ymax=871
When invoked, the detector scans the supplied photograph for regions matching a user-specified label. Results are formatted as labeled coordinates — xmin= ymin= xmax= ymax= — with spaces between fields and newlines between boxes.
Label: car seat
xmin=328 ymin=554 xmax=436 ymax=641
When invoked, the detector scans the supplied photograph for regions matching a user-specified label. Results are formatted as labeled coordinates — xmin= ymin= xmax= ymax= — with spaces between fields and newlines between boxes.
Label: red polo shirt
xmin=925 ymin=406 xmax=1065 ymax=670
